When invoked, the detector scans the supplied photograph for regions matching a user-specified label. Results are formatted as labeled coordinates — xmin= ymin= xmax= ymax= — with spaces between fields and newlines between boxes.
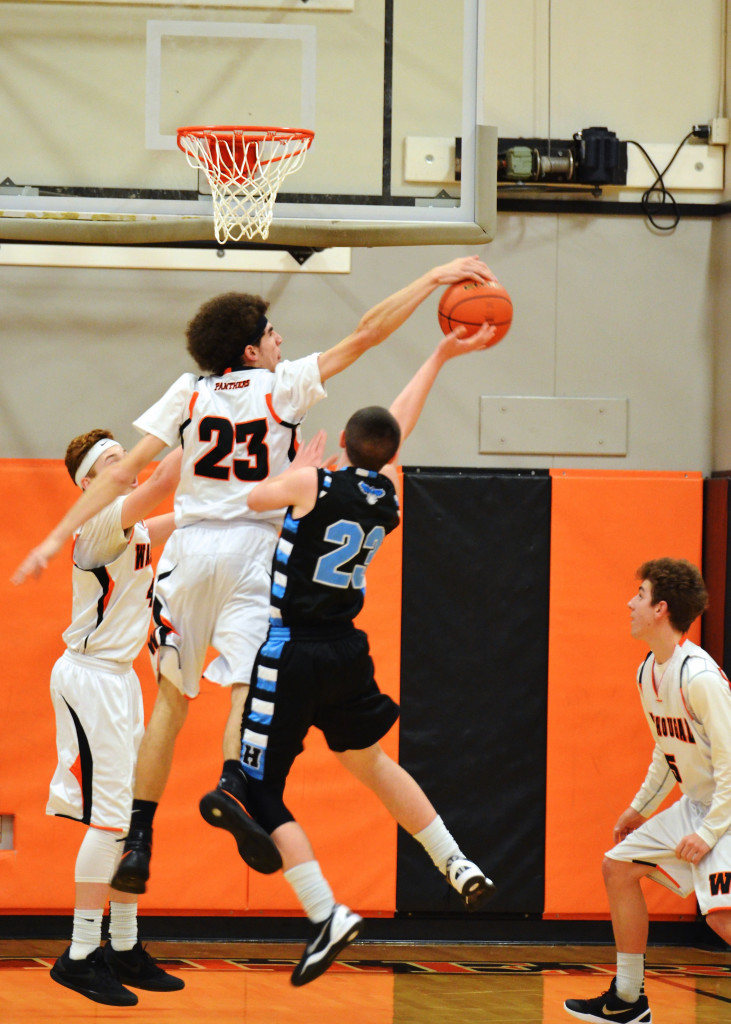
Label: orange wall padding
xmin=0 ymin=460 xmax=402 ymax=915
xmin=544 ymin=469 xmax=703 ymax=919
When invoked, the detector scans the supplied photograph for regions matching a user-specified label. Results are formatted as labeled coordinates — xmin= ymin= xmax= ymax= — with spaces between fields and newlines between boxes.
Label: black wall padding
xmin=396 ymin=469 xmax=551 ymax=915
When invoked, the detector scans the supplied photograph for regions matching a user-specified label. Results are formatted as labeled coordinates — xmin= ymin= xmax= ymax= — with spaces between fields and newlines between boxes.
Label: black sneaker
xmin=104 ymin=941 xmax=185 ymax=992
xmin=199 ymin=787 xmax=282 ymax=874
xmin=110 ymin=827 xmax=152 ymax=895
xmin=50 ymin=946 xmax=138 ymax=1006
xmin=290 ymin=904 xmax=363 ymax=987
xmin=444 ymin=855 xmax=496 ymax=910
xmin=564 ymin=978 xmax=652 ymax=1023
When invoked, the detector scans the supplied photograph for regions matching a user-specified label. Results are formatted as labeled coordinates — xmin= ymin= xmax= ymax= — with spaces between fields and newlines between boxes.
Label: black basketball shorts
xmin=240 ymin=627 xmax=400 ymax=786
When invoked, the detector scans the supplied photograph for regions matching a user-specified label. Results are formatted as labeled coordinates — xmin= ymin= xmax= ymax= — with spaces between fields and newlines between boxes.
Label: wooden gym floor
xmin=1 ymin=940 xmax=729 ymax=1023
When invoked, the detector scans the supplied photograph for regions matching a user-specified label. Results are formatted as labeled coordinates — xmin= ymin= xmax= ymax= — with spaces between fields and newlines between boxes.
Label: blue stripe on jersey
xmin=255 ymin=670 xmax=277 ymax=694
xmin=271 ymin=581 xmax=285 ymax=599
xmin=283 ymin=511 xmax=301 ymax=534
xmin=248 ymin=708 xmax=273 ymax=726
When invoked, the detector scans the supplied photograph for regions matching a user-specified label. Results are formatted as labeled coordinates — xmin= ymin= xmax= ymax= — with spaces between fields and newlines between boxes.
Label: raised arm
xmin=389 ymin=323 xmax=496 ymax=444
xmin=120 ymin=445 xmax=182 ymax=531
xmin=316 ymin=256 xmax=495 ymax=383
xmin=12 ymin=432 xmax=167 ymax=583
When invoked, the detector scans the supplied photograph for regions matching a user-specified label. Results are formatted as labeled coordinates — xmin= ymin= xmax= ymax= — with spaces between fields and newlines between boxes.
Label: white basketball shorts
xmin=47 ymin=650 xmax=144 ymax=831
xmin=149 ymin=520 xmax=279 ymax=698
xmin=606 ymin=794 xmax=731 ymax=915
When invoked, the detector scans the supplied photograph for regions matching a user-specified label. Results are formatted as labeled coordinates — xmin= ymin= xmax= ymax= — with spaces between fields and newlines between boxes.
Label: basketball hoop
xmin=177 ymin=125 xmax=315 ymax=244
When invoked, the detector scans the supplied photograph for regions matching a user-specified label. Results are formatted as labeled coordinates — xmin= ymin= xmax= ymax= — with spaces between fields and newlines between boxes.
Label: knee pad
xmin=244 ymin=778 xmax=294 ymax=835
xmin=75 ymin=827 xmax=123 ymax=884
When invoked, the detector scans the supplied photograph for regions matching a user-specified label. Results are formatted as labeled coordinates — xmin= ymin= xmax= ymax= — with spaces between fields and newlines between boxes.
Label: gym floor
xmin=1 ymin=940 xmax=729 ymax=1023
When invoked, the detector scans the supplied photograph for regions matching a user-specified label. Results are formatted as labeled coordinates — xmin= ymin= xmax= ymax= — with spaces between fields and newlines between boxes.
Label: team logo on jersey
xmin=649 ymin=712 xmax=696 ymax=744
xmin=214 ymin=379 xmax=251 ymax=390
xmin=709 ymin=872 xmax=731 ymax=896
xmin=134 ymin=543 xmax=152 ymax=570
xmin=358 ymin=481 xmax=386 ymax=505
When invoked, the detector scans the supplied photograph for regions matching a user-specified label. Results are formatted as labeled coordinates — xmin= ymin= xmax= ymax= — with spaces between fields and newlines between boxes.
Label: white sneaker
xmin=291 ymin=904 xmax=363 ymax=987
xmin=445 ymin=855 xmax=496 ymax=909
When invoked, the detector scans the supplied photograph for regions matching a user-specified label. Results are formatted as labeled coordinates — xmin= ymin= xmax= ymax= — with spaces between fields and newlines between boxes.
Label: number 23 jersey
xmin=133 ymin=353 xmax=326 ymax=528
xmin=270 ymin=466 xmax=400 ymax=629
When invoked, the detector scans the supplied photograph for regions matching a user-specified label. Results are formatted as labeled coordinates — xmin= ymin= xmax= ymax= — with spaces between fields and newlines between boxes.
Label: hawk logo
xmin=358 ymin=481 xmax=386 ymax=505
xmin=709 ymin=871 xmax=731 ymax=896
xmin=242 ymin=745 xmax=262 ymax=769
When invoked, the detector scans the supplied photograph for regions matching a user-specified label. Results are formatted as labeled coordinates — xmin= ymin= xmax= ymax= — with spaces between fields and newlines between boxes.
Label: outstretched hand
xmin=437 ymin=322 xmax=497 ymax=359
xmin=12 ymin=536 xmax=62 ymax=586
xmin=291 ymin=429 xmax=327 ymax=471
xmin=433 ymin=255 xmax=496 ymax=286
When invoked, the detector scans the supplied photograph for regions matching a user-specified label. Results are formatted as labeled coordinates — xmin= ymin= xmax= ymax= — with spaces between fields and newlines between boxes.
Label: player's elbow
xmin=247 ymin=488 xmax=266 ymax=512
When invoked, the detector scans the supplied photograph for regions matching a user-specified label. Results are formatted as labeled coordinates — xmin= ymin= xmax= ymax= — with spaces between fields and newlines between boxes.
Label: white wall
xmin=1 ymin=0 xmax=729 ymax=474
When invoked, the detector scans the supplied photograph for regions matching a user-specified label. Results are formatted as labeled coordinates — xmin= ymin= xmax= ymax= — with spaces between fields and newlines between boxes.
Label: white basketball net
xmin=177 ymin=127 xmax=314 ymax=244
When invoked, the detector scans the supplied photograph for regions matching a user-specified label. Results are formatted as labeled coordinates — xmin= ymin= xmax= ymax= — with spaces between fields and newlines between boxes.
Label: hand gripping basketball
xmin=438 ymin=278 xmax=513 ymax=346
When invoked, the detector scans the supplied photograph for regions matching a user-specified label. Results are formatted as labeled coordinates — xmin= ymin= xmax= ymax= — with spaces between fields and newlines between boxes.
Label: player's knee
xmin=75 ymin=827 xmax=122 ymax=884
xmin=243 ymin=778 xmax=293 ymax=835
xmin=602 ymin=855 xmax=644 ymax=888
xmin=602 ymin=856 xmax=625 ymax=885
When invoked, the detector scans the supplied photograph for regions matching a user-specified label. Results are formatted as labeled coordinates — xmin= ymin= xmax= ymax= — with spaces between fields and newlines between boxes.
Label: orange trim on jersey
xmin=69 ymin=754 xmax=83 ymax=790
xmin=706 ymin=905 xmax=731 ymax=914
xmin=188 ymin=390 xmax=199 ymax=418
xmin=160 ymin=615 xmax=178 ymax=635
xmin=90 ymin=823 xmax=124 ymax=833
xmin=647 ymin=862 xmax=683 ymax=889
xmin=265 ymin=392 xmax=282 ymax=424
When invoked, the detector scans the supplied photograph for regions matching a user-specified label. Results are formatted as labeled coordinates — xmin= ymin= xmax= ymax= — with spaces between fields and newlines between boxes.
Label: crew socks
xmin=129 ymin=799 xmax=157 ymax=834
xmin=69 ymin=908 xmax=103 ymax=960
xmin=109 ymin=901 xmax=138 ymax=952
xmin=615 ymin=952 xmax=645 ymax=1003
xmin=284 ymin=861 xmax=335 ymax=924
xmin=412 ymin=815 xmax=461 ymax=873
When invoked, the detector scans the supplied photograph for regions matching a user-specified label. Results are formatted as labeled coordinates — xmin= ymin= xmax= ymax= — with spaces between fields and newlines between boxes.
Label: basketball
xmin=438 ymin=278 xmax=513 ymax=345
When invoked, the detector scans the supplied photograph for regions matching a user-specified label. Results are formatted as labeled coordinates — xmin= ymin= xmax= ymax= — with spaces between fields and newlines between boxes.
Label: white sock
xmin=615 ymin=952 xmax=644 ymax=1002
xmin=283 ymin=861 xmax=335 ymax=924
xmin=412 ymin=815 xmax=461 ymax=873
xmin=69 ymin=909 xmax=103 ymax=960
xmin=109 ymin=901 xmax=138 ymax=952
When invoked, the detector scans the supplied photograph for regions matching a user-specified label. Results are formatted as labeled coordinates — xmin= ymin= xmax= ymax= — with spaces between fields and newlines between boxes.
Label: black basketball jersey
xmin=269 ymin=466 xmax=400 ymax=630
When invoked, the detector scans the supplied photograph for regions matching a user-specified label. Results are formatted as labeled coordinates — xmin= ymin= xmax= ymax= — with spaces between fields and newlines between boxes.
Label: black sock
xmin=219 ymin=759 xmax=246 ymax=800
xmin=129 ymin=799 xmax=157 ymax=833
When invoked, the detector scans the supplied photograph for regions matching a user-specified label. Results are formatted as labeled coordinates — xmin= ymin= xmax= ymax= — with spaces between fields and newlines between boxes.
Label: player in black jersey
xmin=200 ymin=323 xmax=497 ymax=986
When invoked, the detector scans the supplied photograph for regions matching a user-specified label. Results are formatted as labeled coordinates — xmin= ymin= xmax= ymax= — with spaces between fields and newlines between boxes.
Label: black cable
xmin=626 ymin=132 xmax=694 ymax=230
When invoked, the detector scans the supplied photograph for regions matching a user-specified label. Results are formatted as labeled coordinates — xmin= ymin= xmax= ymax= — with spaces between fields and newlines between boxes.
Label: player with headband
xmin=46 ymin=429 xmax=183 ymax=1006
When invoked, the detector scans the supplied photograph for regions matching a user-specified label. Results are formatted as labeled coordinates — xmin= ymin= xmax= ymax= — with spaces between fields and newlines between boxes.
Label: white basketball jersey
xmin=133 ymin=353 xmax=325 ymax=528
xmin=63 ymin=496 xmax=153 ymax=665
xmin=634 ymin=638 xmax=731 ymax=845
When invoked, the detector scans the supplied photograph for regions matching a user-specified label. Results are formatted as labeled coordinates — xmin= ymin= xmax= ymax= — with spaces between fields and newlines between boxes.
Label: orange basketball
xmin=438 ymin=278 xmax=513 ymax=345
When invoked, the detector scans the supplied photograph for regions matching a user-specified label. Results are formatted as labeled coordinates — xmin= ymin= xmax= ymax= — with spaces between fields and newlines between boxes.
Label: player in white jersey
xmin=13 ymin=256 xmax=496 ymax=896
xmin=47 ymin=429 xmax=183 ymax=1007
xmin=564 ymin=558 xmax=731 ymax=1024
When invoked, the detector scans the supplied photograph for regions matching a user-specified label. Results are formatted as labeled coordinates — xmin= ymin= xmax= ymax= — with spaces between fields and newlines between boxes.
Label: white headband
xmin=74 ymin=438 xmax=123 ymax=487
